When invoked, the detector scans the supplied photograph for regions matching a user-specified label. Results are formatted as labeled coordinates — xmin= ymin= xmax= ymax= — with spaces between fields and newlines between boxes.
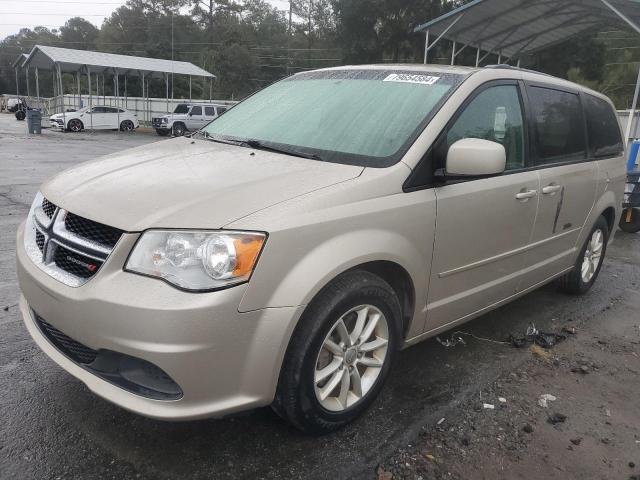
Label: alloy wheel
xmin=581 ymin=228 xmax=604 ymax=283
xmin=69 ymin=120 xmax=82 ymax=132
xmin=314 ymin=304 xmax=389 ymax=412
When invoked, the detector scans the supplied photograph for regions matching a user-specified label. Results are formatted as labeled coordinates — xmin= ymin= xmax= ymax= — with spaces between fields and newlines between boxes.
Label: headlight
xmin=125 ymin=230 xmax=266 ymax=291
xmin=161 ymin=117 xmax=168 ymax=123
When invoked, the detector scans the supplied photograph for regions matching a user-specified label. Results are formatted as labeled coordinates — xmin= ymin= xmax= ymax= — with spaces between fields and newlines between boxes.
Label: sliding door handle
xmin=542 ymin=184 xmax=563 ymax=195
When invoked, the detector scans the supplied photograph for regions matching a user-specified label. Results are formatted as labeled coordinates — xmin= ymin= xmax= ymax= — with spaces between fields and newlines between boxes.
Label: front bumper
xmin=16 ymin=222 xmax=303 ymax=420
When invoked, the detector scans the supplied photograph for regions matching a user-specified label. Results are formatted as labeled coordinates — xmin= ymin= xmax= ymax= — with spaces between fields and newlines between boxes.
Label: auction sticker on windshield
xmin=383 ymin=73 xmax=440 ymax=85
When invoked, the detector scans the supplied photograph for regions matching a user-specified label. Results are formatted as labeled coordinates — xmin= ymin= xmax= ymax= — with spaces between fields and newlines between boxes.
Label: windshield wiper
xmin=192 ymin=130 xmax=242 ymax=146
xmin=243 ymin=139 xmax=323 ymax=161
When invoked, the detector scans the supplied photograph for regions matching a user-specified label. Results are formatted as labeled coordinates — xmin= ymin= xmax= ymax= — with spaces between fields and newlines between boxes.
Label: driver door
xmin=426 ymin=81 xmax=540 ymax=329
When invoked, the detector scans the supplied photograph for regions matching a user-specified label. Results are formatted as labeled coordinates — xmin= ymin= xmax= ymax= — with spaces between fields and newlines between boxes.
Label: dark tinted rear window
xmin=584 ymin=95 xmax=623 ymax=158
xmin=529 ymin=86 xmax=586 ymax=164
xmin=205 ymin=106 xmax=216 ymax=116
xmin=191 ymin=106 xmax=202 ymax=115
xmin=174 ymin=104 xmax=189 ymax=114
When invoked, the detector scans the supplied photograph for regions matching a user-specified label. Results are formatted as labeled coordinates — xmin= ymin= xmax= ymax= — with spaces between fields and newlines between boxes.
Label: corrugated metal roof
xmin=22 ymin=45 xmax=215 ymax=78
xmin=415 ymin=0 xmax=640 ymax=59
xmin=12 ymin=53 xmax=28 ymax=68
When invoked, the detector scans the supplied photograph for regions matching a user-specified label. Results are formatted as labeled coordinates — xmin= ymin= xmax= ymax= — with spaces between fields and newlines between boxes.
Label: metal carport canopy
xmin=414 ymin=0 xmax=640 ymax=63
xmin=23 ymin=44 xmax=215 ymax=79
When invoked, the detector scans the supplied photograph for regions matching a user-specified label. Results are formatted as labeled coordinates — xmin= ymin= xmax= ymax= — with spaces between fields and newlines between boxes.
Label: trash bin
xmin=26 ymin=109 xmax=42 ymax=134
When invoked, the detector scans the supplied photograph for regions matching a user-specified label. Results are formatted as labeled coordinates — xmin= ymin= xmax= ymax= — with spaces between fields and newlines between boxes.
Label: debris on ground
xmin=547 ymin=413 xmax=568 ymax=425
xmin=523 ymin=424 xmax=534 ymax=434
xmin=530 ymin=344 xmax=553 ymax=360
xmin=538 ymin=394 xmax=557 ymax=408
xmin=509 ymin=323 xmax=567 ymax=349
xmin=570 ymin=438 xmax=582 ymax=445
xmin=436 ymin=331 xmax=510 ymax=348
xmin=571 ymin=365 xmax=590 ymax=374
xmin=483 ymin=403 xmax=495 ymax=410
xmin=498 ymin=397 xmax=507 ymax=403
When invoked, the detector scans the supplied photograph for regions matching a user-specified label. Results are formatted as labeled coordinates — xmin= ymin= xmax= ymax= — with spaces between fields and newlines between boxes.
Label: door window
xmin=190 ymin=106 xmax=202 ymax=116
xmin=446 ymin=85 xmax=525 ymax=170
xmin=528 ymin=86 xmax=586 ymax=164
xmin=205 ymin=106 xmax=216 ymax=117
xmin=217 ymin=107 xmax=227 ymax=114
xmin=584 ymin=94 xmax=624 ymax=158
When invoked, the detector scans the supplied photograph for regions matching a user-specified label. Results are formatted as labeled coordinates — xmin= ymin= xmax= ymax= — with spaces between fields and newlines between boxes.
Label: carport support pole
xmin=15 ymin=68 xmax=19 ymax=96
xmin=165 ymin=73 xmax=169 ymax=113
xmin=115 ymin=69 xmax=120 ymax=133
xmin=625 ymin=65 xmax=640 ymax=147
xmin=25 ymin=67 xmax=30 ymax=98
xmin=77 ymin=71 xmax=81 ymax=108
xmin=189 ymin=76 xmax=192 ymax=101
xmin=423 ymin=30 xmax=429 ymax=64
xmin=124 ymin=75 xmax=127 ymax=109
xmin=35 ymin=67 xmax=40 ymax=104
xmin=451 ymin=40 xmax=456 ymax=65
xmin=58 ymin=64 xmax=66 ymax=132
xmin=475 ymin=46 xmax=481 ymax=67
xmin=87 ymin=65 xmax=93 ymax=131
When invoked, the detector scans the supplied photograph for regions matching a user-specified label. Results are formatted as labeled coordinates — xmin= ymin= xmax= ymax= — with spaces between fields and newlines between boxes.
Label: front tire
xmin=558 ymin=215 xmax=609 ymax=294
xmin=273 ymin=270 xmax=401 ymax=434
xmin=67 ymin=119 xmax=83 ymax=132
xmin=172 ymin=122 xmax=186 ymax=136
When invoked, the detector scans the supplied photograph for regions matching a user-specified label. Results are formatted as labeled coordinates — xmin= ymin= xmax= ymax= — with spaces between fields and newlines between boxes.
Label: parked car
xmin=17 ymin=65 xmax=625 ymax=434
xmin=49 ymin=106 xmax=139 ymax=132
xmin=152 ymin=102 xmax=227 ymax=136
xmin=7 ymin=97 xmax=20 ymax=112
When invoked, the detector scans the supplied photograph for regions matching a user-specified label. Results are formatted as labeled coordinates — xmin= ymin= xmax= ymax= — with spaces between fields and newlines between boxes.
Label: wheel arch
xmin=346 ymin=261 xmax=416 ymax=341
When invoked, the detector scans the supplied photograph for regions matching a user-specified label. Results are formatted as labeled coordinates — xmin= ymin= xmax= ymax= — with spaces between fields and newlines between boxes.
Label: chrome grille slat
xmin=25 ymin=197 xmax=123 ymax=287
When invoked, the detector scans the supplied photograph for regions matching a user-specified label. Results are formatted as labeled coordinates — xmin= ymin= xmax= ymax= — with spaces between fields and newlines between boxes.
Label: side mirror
xmin=188 ymin=112 xmax=193 ymax=116
xmin=446 ymin=138 xmax=506 ymax=177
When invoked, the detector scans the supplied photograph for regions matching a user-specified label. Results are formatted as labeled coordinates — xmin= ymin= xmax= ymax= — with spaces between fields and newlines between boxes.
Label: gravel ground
xmin=1 ymin=112 xmax=639 ymax=479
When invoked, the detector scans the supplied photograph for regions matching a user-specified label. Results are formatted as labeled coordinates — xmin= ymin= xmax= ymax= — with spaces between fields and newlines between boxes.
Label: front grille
xmin=53 ymin=245 xmax=102 ymax=279
xmin=27 ymin=198 xmax=123 ymax=287
xmin=42 ymin=198 xmax=56 ymax=218
xmin=34 ymin=313 xmax=98 ymax=364
xmin=36 ymin=230 xmax=45 ymax=252
xmin=64 ymin=212 xmax=123 ymax=249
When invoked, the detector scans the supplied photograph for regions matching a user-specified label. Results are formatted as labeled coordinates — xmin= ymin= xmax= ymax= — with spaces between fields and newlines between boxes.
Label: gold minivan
xmin=17 ymin=65 xmax=625 ymax=433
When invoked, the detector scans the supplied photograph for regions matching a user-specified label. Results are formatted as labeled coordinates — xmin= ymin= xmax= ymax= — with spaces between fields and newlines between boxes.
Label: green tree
xmin=59 ymin=18 xmax=99 ymax=50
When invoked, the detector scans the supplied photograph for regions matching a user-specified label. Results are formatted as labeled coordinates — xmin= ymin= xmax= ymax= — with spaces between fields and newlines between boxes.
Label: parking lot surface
xmin=1 ymin=113 xmax=639 ymax=479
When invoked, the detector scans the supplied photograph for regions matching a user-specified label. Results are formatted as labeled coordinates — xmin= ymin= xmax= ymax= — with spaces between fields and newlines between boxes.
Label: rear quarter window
xmin=584 ymin=95 xmax=623 ymax=158
xmin=528 ymin=86 xmax=587 ymax=164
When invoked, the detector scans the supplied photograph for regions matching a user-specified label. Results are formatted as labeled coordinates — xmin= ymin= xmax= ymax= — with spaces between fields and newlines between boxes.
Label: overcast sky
xmin=0 ymin=0 xmax=291 ymax=41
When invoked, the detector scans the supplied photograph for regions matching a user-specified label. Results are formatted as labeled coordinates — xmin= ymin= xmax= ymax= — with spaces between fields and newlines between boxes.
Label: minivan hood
xmin=41 ymin=137 xmax=363 ymax=231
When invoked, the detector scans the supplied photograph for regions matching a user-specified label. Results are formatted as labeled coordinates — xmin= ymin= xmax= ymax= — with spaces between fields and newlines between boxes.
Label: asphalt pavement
xmin=1 ymin=113 xmax=638 ymax=479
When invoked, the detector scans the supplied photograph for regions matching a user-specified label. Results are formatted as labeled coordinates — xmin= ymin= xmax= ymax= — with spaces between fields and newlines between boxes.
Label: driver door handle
xmin=515 ymin=189 xmax=538 ymax=201
xmin=542 ymin=184 xmax=563 ymax=195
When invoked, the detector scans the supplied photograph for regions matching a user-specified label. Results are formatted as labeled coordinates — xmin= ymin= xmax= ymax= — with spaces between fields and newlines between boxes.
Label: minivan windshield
xmin=203 ymin=69 xmax=466 ymax=167
xmin=174 ymin=104 xmax=190 ymax=114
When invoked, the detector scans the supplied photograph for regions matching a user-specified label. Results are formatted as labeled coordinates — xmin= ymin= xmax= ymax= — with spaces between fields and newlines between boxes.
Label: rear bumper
xmin=16 ymin=222 xmax=303 ymax=420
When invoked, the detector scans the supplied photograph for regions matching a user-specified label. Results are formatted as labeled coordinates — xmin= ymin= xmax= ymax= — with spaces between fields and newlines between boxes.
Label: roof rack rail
xmin=483 ymin=64 xmax=552 ymax=77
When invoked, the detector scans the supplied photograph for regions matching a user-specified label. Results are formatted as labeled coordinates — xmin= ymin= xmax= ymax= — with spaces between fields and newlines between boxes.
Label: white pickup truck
xmin=152 ymin=103 xmax=228 ymax=136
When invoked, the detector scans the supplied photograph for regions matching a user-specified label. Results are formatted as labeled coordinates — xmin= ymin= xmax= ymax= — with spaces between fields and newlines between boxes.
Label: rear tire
xmin=15 ymin=110 xmax=25 ymax=121
xmin=120 ymin=120 xmax=135 ymax=132
xmin=273 ymin=270 xmax=401 ymax=435
xmin=173 ymin=123 xmax=186 ymax=136
xmin=558 ymin=215 xmax=609 ymax=294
